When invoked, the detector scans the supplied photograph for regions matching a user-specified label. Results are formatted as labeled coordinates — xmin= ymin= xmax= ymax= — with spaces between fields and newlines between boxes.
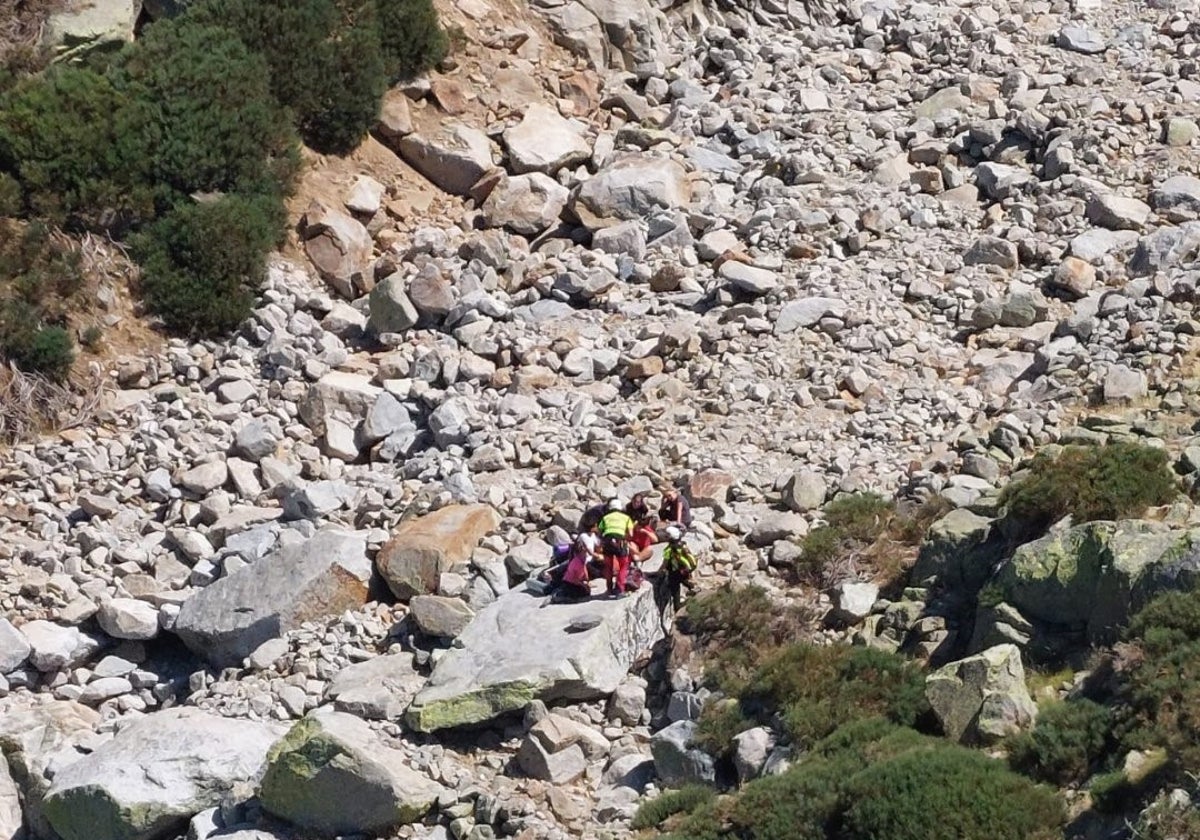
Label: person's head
xmin=665 ymin=525 xmax=683 ymax=542
xmin=630 ymin=493 xmax=646 ymax=508
xmin=608 ymin=497 xmax=624 ymax=512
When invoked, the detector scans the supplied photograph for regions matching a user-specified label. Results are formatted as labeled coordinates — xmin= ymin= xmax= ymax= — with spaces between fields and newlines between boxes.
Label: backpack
xmin=551 ymin=542 xmax=572 ymax=564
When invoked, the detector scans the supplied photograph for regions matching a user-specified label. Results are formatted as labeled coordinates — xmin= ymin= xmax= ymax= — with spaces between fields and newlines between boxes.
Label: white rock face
xmin=482 ymin=173 xmax=570 ymax=235
xmin=21 ymin=622 xmax=101 ymax=673
xmin=406 ymin=585 xmax=665 ymax=732
xmin=0 ymin=619 xmax=31 ymax=674
xmin=0 ymin=756 xmax=23 ymax=840
xmin=41 ymin=709 xmax=286 ymax=840
xmin=398 ymin=124 xmax=495 ymax=195
xmin=573 ymin=155 xmax=690 ymax=229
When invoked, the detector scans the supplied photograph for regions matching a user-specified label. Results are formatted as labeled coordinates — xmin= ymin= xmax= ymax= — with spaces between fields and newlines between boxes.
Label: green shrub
xmin=15 ymin=325 xmax=74 ymax=380
xmin=694 ymin=699 xmax=754 ymax=759
xmin=1000 ymin=442 xmax=1176 ymax=536
xmin=824 ymin=492 xmax=894 ymax=541
xmin=841 ymin=745 xmax=1064 ymax=840
xmin=188 ymin=0 xmax=388 ymax=154
xmin=746 ymin=644 xmax=927 ymax=748
xmin=376 ymin=0 xmax=447 ymax=82
xmin=0 ymin=172 xmax=21 ymax=216
xmin=1128 ymin=590 xmax=1200 ymax=654
xmin=684 ymin=585 xmax=808 ymax=693
xmin=630 ymin=785 xmax=715 ymax=831
xmin=113 ymin=19 xmax=295 ymax=199
xmin=134 ymin=194 xmax=283 ymax=335
xmin=0 ymin=66 xmax=153 ymax=230
xmin=794 ymin=524 xmax=841 ymax=583
xmin=1008 ymin=699 xmax=1112 ymax=785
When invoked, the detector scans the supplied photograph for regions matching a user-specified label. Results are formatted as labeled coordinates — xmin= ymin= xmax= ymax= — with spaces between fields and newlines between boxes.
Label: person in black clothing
xmin=658 ymin=486 xmax=692 ymax=529
xmin=626 ymin=493 xmax=651 ymax=525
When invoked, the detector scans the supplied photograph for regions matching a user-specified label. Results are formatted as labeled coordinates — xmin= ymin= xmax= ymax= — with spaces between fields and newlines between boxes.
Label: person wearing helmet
xmin=598 ymin=498 xmax=635 ymax=597
xmin=662 ymin=525 xmax=698 ymax=611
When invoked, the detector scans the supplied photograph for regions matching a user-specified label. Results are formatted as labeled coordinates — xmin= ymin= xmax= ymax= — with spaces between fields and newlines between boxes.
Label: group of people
xmin=538 ymin=487 xmax=699 ymax=611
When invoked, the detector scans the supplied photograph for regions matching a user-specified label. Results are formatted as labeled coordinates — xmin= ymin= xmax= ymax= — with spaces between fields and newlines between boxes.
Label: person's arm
xmin=673 ymin=498 xmax=683 ymax=523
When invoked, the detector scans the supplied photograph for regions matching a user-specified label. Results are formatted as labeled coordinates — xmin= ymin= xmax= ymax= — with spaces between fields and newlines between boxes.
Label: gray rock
xmin=344 ymin=175 xmax=384 ymax=216
xmin=975 ymin=162 xmax=1034 ymax=200
xmin=409 ymin=595 xmax=475 ymax=639
xmin=326 ymin=652 xmax=424 ymax=720
xmin=719 ymin=261 xmax=778 ymax=296
xmin=368 ymin=274 xmax=420 ymax=336
xmin=78 ymin=493 xmax=119 ymax=518
xmin=302 ymin=201 xmax=373 ymax=297
xmin=0 ymin=756 xmax=20 ymax=840
xmin=925 ymin=645 xmax=1037 ymax=744
xmin=481 ymin=173 xmax=570 ymax=235
xmin=174 ymin=530 xmax=371 ymax=667
xmin=592 ymin=221 xmax=647 ymax=259
xmin=608 ymin=680 xmax=646 ymax=726
xmin=42 ymin=709 xmax=284 ymax=840
xmin=260 ymin=711 xmax=445 ymax=836
xmin=1165 ymin=117 xmax=1199 ymax=148
xmin=748 ymin=510 xmax=807 ymax=546
xmin=830 ymin=581 xmax=879 ymax=624
xmin=503 ymin=104 xmax=591 ymax=175
xmin=782 ymin=470 xmax=827 ymax=512
xmin=0 ymin=700 xmax=101 ymax=837
xmin=398 ymin=124 xmax=495 ymax=196
xmin=78 ymin=677 xmax=133 ymax=705
xmin=1129 ymin=222 xmax=1200 ymax=276
xmin=650 ymin=721 xmax=715 ymax=786
xmin=277 ymin=479 xmax=352 ymax=521
xmin=1152 ymin=175 xmax=1200 ymax=222
xmin=234 ymin=421 xmax=277 ymax=462
xmin=733 ymin=727 xmax=775 ymax=783
xmin=963 ymin=236 xmax=1018 ymax=270
xmin=406 ymin=585 xmax=664 ymax=732
xmin=22 ymin=622 xmax=101 ymax=673
xmin=1057 ymin=25 xmax=1107 ymax=54
xmin=573 ymin=154 xmax=690 ymax=230
xmin=361 ymin=393 xmax=412 ymax=445
xmin=1103 ymin=365 xmax=1147 ymax=403
xmin=1086 ymin=194 xmax=1151 ymax=230
xmin=176 ymin=461 xmax=227 ymax=496
xmin=0 ymin=619 xmax=31 ymax=674
xmin=775 ymin=297 xmax=846 ymax=334
xmin=97 ymin=599 xmax=159 ymax=641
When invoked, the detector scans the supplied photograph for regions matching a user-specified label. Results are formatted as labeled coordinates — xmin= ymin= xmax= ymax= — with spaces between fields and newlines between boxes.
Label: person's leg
xmin=614 ymin=553 xmax=629 ymax=594
xmin=668 ymin=571 xmax=683 ymax=611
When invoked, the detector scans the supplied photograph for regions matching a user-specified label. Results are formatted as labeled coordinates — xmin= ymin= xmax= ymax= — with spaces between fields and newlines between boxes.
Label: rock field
xmin=6 ymin=0 xmax=1200 ymax=836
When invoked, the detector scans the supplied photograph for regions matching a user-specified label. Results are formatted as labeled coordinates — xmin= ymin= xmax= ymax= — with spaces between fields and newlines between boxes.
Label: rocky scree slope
xmin=7 ymin=0 xmax=1200 ymax=837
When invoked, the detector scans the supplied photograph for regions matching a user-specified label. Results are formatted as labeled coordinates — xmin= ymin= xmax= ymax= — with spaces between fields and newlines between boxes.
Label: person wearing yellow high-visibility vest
xmin=598 ymin=498 xmax=635 ymax=597
xmin=662 ymin=525 xmax=698 ymax=610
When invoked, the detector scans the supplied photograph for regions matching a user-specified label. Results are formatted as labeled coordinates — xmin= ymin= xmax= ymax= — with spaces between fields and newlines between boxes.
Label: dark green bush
xmin=14 ymin=325 xmax=74 ymax=380
xmin=630 ymin=785 xmax=715 ymax=831
xmin=1001 ymin=443 xmax=1176 ymax=536
xmin=1008 ymin=699 xmax=1112 ymax=785
xmin=188 ymin=0 xmax=388 ymax=154
xmin=0 ymin=65 xmax=153 ymax=230
xmin=684 ymin=585 xmax=809 ymax=693
xmin=113 ymin=19 xmax=295 ymax=199
xmin=694 ymin=699 xmax=754 ymax=759
xmin=1128 ymin=590 xmax=1200 ymax=654
xmin=745 ymin=644 xmax=928 ymax=748
xmin=823 ymin=492 xmax=894 ymax=541
xmin=134 ymin=194 xmax=283 ymax=335
xmin=840 ymin=745 xmax=1064 ymax=840
xmin=377 ymin=0 xmax=447 ymax=82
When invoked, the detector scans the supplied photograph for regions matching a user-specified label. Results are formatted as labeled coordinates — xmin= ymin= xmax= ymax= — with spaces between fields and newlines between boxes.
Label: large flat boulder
xmin=260 ymin=711 xmax=444 ymax=836
xmin=375 ymin=505 xmax=500 ymax=601
xmin=481 ymin=173 xmax=570 ymax=235
xmin=573 ymin=154 xmax=690 ymax=230
xmin=302 ymin=201 xmax=373 ymax=299
xmin=405 ymin=584 xmax=665 ymax=732
xmin=41 ymin=709 xmax=284 ymax=840
xmin=298 ymin=372 xmax=381 ymax=438
xmin=0 ymin=699 xmax=100 ymax=837
xmin=994 ymin=520 xmax=1200 ymax=643
xmin=174 ymin=530 xmax=371 ymax=667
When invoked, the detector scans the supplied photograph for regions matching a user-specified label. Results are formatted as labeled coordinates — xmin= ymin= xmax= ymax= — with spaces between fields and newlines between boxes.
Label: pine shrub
xmin=134 ymin=195 xmax=283 ymax=335
xmin=0 ymin=65 xmax=153 ymax=230
xmin=1008 ymin=699 xmax=1112 ymax=785
xmin=1000 ymin=442 xmax=1176 ymax=536
xmin=377 ymin=0 xmax=447 ymax=82
xmin=113 ymin=19 xmax=295 ymax=199
xmin=840 ymin=746 xmax=1064 ymax=840
xmin=630 ymin=785 xmax=715 ymax=831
